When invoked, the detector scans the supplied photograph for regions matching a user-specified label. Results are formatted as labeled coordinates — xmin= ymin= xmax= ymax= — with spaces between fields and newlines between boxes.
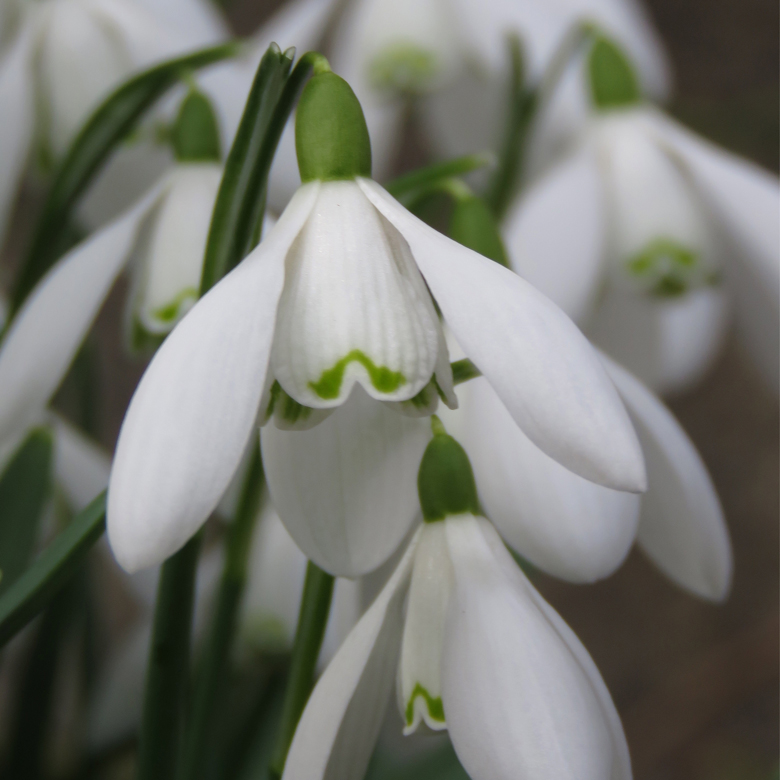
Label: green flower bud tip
xmin=418 ymin=416 xmax=480 ymax=523
xmin=296 ymin=70 xmax=372 ymax=182
xmin=172 ymin=89 xmax=221 ymax=163
xmin=588 ymin=35 xmax=641 ymax=110
xmin=449 ymin=194 xmax=510 ymax=268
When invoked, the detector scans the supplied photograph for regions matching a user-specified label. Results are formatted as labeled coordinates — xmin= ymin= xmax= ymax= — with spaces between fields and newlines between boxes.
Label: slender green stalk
xmin=6 ymin=573 xmax=86 ymax=780
xmin=268 ymin=563 xmax=335 ymax=779
xmin=136 ymin=534 xmax=202 ymax=780
xmin=0 ymin=492 xmax=105 ymax=648
xmin=12 ymin=42 xmax=238 ymax=313
xmin=483 ymin=34 xmax=535 ymax=219
xmin=484 ymin=24 xmax=591 ymax=219
xmin=180 ymin=445 xmax=264 ymax=780
xmin=451 ymin=358 xmax=481 ymax=386
xmin=386 ymin=152 xmax=495 ymax=204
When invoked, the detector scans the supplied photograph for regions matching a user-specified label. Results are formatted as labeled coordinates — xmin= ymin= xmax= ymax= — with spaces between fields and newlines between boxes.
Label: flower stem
xmin=136 ymin=534 xmax=202 ymax=780
xmin=268 ymin=562 xmax=335 ymax=779
xmin=179 ymin=444 xmax=264 ymax=780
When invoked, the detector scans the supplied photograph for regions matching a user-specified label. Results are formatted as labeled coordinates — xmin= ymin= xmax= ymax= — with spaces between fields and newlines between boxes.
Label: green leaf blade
xmin=0 ymin=491 xmax=106 ymax=649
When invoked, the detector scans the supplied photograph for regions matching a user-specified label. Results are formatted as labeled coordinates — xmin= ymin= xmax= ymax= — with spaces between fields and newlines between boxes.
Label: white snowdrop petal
xmin=602 ymin=354 xmax=732 ymax=600
xmin=271 ymin=181 xmax=442 ymax=407
xmin=0 ymin=186 xmax=161 ymax=444
xmin=643 ymin=109 xmax=780 ymax=391
xmin=442 ymin=515 xmax=623 ymax=780
xmin=458 ymin=378 xmax=640 ymax=583
xmin=397 ymin=522 xmax=453 ymax=734
xmin=107 ymin=183 xmax=318 ymax=572
xmin=358 ymin=177 xmax=646 ymax=493
xmin=504 ymin=148 xmax=605 ymax=324
xmin=50 ymin=414 xmax=110 ymax=512
xmin=133 ymin=163 xmax=222 ymax=334
xmin=261 ymin=386 xmax=430 ymax=577
xmin=38 ymin=0 xmax=135 ymax=158
xmin=587 ymin=284 xmax=730 ymax=395
xmin=281 ymin=533 xmax=418 ymax=780
xmin=0 ymin=20 xmax=35 ymax=243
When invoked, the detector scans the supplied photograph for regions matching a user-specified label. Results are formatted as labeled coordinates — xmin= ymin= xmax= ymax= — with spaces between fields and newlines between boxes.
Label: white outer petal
xmin=642 ymin=109 xmax=780 ymax=392
xmin=281 ymin=531 xmax=418 ymax=780
xmin=0 ymin=18 xmax=35 ymax=243
xmin=107 ymin=184 xmax=318 ymax=572
xmin=504 ymin=147 xmax=606 ymax=324
xmin=0 ymin=185 xmax=162 ymax=443
xmin=358 ymin=177 xmax=646 ymax=493
xmin=443 ymin=515 xmax=630 ymax=780
xmin=50 ymin=415 xmax=110 ymax=512
xmin=602 ymin=354 xmax=732 ymax=600
xmin=261 ymin=386 xmax=430 ymax=577
xmin=455 ymin=377 xmax=639 ymax=583
xmin=587 ymin=284 xmax=730 ymax=395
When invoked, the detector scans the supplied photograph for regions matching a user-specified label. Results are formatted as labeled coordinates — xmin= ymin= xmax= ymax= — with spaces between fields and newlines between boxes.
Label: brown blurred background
xmin=58 ymin=0 xmax=780 ymax=777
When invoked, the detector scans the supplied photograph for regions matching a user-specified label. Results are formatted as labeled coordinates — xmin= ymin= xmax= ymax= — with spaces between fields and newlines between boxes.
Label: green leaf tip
xmin=588 ymin=35 xmax=641 ymax=110
xmin=418 ymin=427 xmax=480 ymax=523
xmin=295 ymin=71 xmax=372 ymax=182
xmin=172 ymin=89 xmax=221 ymax=162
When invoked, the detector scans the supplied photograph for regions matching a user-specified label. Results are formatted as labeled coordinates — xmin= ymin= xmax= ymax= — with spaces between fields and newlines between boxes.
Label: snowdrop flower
xmin=0 ymin=0 xmax=227 ymax=240
xmin=0 ymin=89 xmax=225 ymax=448
xmin=107 ymin=67 xmax=645 ymax=575
xmin=506 ymin=40 xmax=780 ymax=394
xmin=282 ymin=426 xmax=631 ymax=780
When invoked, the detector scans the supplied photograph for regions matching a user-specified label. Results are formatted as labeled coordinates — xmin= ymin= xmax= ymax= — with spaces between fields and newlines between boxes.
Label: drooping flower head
xmin=281 ymin=420 xmax=632 ymax=780
xmin=107 ymin=62 xmax=645 ymax=575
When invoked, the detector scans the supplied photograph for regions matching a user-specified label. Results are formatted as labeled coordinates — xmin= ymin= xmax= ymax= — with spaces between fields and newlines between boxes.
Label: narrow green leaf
xmin=181 ymin=445 xmax=264 ymax=780
xmin=0 ymin=428 xmax=54 ymax=598
xmin=11 ymin=42 xmax=239 ymax=313
xmin=0 ymin=492 xmax=106 ymax=649
xmin=386 ymin=152 xmax=495 ymax=205
xmin=199 ymin=44 xmax=292 ymax=294
xmin=137 ymin=534 xmax=202 ymax=780
xmin=268 ymin=562 xmax=334 ymax=778
xmin=200 ymin=47 xmax=324 ymax=295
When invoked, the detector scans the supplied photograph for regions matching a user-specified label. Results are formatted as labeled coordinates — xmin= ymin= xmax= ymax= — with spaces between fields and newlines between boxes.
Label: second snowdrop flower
xmin=281 ymin=424 xmax=631 ymax=780
xmin=0 ymin=90 xmax=223 ymax=448
xmin=108 ymin=63 xmax=646 ymax=574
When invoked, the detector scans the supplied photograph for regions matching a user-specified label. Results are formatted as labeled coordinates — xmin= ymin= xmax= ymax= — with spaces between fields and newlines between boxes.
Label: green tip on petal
xmin=172 ymin=89 xmax=221 ymax=163
xmin=449 ymin=194 xmax=510 ymax=268
xmin=418 ymin=425 xmax=480 ymax=523
xmin=295 ymin=71 xmax=372 ymax=182
xmin=588 ymin=35 xmax=641 ymax=111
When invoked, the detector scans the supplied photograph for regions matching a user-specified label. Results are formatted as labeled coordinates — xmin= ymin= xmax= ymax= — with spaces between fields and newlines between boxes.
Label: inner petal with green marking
xmin=625 ymin=236 xmax=719 ymax=298
xmin=308 ymin=349 xmax=406 ymax=400
xmin=405 ymin=683 xmax=445 ymax=728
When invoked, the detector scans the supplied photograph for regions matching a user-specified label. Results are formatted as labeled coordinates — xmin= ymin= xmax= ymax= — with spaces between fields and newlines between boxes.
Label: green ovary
xmin=369 ymin=44 xmax=439 ymax=93
xmin=308 ymin=350 xmax=406 ymax=399
xmin=405 ymin=683 xmax=445 ymax=726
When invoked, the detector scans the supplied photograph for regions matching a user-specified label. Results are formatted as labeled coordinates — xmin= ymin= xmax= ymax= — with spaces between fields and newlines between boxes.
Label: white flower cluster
xmin=0 ymin=0 xmax=775 ymax=778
